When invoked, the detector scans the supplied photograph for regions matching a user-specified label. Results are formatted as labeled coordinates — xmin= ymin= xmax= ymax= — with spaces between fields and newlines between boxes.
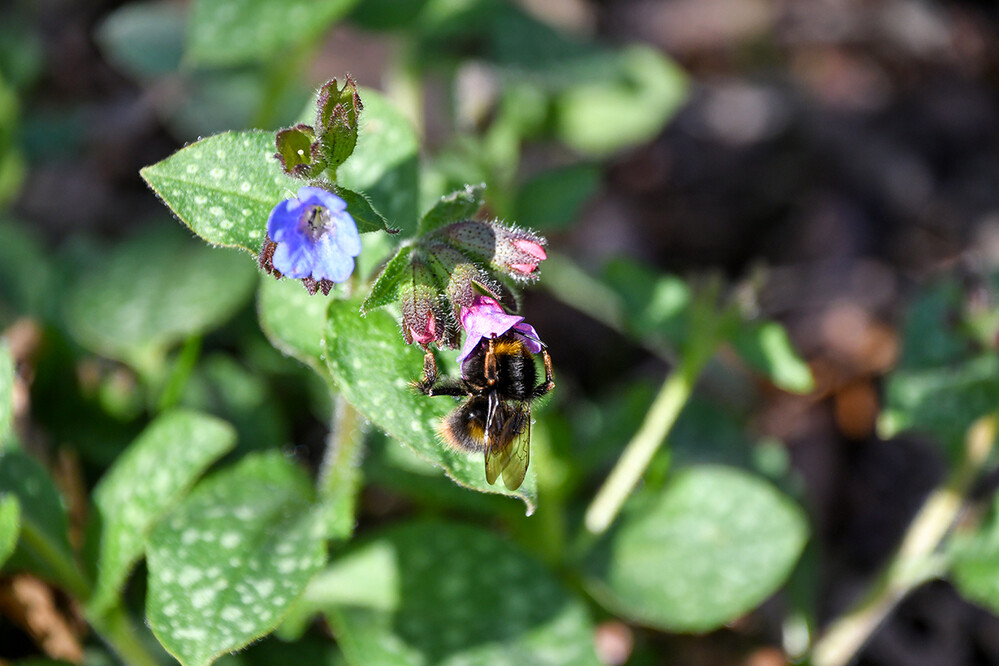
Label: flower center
xmin=299 ymin=204 xmax=333 ymax=241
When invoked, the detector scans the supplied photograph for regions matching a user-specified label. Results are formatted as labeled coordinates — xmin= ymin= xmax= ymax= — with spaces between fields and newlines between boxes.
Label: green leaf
xmin=338 ymin=90 xmax=419 ymax=235
xmin=417 ymin=183 xmax=485 ymax=236
xmin=0 ymin=342 xmax=12 ymax=445
xmin=257 ymin=276 xmax=336 ymax=374
xmin=951 ymin=495 xmax=999 ymax=615
xmin=515 ymin=164 xmax=600 ymax=232
xmin=349 ymin=0 xmax=429 ymax=30
xmin=314 ymin=522 xmax=599 ymax=666
xmin=336 ymin=187 xmax=390 ymax=233
xmin=0 ymin=449 xmax=76 ymax=587
xmin=141 ymin=131 xmax=300 ymax=254
xmin=879 ymin=355 xmax=999 ymax=451
xmin=186 ymin=0 xmax=360 ymax=66
xmin=324 ymin=299 xmax=537 ymax=514
xmin=95 ymin=0 xmax=185 ymax=80
xmin=360 ymin=244 xmax=412 ymax=314
xmin=0 ymin=494 xmax=19 ymax=569
xmin=583 ymin=466 xmax=808 ymax=632
xmin=88 ymin=410 xmax=236 ymax=615
xmin=181 ymin=355 xmax=290 ymax=455
xmin=602 ymin=258 xmax=691 ymax=348
xmin=731 ymin=321 xmax=815 ymax=394
xmin=63 ymin=228 xmax=257 ymax=364
xmin=897 ymin=279 xmax=969 ymax=370
xmin=147 ymin=452 xmax=326 ymax=666
xmin=555 ymin=45 xmax=688 ymax=156
xmin=0 ymin=218 xmax=52 ymax=323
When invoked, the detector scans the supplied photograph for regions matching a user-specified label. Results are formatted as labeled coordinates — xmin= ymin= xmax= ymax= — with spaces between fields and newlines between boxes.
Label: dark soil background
xmin=6 ymin=0 xmax=999 ymax=664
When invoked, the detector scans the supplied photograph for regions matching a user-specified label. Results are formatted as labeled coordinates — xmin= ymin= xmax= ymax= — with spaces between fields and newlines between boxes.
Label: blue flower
xmin=267 ymin=186 xmax=361 ymax=283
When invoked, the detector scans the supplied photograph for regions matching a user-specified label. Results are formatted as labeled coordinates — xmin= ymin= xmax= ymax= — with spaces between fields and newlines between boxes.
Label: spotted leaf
xmin=88 ymin=410 xmax=236 ymax=616
xmin=146 ymin=451 xmax=326 ymax=666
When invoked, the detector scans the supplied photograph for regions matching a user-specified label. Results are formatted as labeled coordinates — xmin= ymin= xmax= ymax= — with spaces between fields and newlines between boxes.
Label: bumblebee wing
xmin=484 ymin=401 xmax=531 ymax=491
xmin=483 ymin=393 xmax=504 ymax=485
xmin=500 ymin=403 xmax=530 ymax=491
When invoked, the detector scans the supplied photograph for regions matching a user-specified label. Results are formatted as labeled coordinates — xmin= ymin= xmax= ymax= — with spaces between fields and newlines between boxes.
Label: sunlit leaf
xmin=63 ymin=228 xmax=257 ymax=364
xmin=257 ymin=276 xmax=336 ymax=374
xmin=186 ymin=0 xmax=360 ymax=66
xmin=88 ymin=410 xmax=236 ymax=615
xmin=147 ymin=452 xmax=326 ymax=666
xmin=879 ymin=355 xmax=999 ymax=452
xmin=417 ymin=183 xmax=485 ymax=236
xmin=555 ymin=45 xmax=687 ymax=155
xmin=0 ymin=342 xmax=12 ymax=445
xmin=360 ymin=244 xmax=412 ymax=314
xmin=313 ymin=522 xmax=599 ymax=665
xmin=0 ymin=494 xmax=19 ymax=569
xmin=951 ymin=494 xmax=999 ymax=615
xmin=324 ymin=299 xmax=537 ymax=514
xmin=338 ymin=90 xmax=419 ymax=235
xmin=584 ymin=466 xmax=808 ymax=632
xmin=140 ymin=131 xmax=299 ymax=254
xmin=731 ymin=321 xmax=815 ymax=394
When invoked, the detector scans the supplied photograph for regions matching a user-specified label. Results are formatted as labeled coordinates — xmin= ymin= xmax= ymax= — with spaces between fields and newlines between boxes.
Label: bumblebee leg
xmin=484 ymin=336 xmax=498 ymax=386
xmin=411 ymin=350 xmax=469 ymax=397
xmin=411 ymin=350 xmax=439 ymax=394
xmin=532 ymin=348 xmax=555 ymax=398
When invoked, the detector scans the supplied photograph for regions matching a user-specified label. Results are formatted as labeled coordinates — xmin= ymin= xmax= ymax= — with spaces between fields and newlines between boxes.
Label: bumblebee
xmin=414 ymin=333 xmax=554 ymax=490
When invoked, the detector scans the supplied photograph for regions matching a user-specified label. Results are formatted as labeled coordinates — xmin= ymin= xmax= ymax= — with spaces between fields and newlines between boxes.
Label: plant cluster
xmin=4 ymin=2 xmax=999 ymax=666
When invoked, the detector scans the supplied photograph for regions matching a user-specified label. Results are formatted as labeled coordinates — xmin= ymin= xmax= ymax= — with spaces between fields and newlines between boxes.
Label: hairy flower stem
xmin=318 ymin=396 xmax=365 ymax=539
xmin=812 ymin=415 xmax=997 ymax=666
xmin=584 ymin=276 xmax=727 ymax=535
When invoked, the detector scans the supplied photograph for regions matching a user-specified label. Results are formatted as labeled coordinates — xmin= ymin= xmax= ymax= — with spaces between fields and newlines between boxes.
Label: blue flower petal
xmin=312 ymin=233 xmax=355 ymax=282
xmin=273 ymin=237 xmax=315 ymax=278
xmin=333 ymin=210 xmax=362 ymax=256
xmin=267 ymin=198 xmax=303 ymax=243
xmin=266 ymin=186 xmax=360 ymax=285
xmin=300 ymin=186 xmax=347 ymax=213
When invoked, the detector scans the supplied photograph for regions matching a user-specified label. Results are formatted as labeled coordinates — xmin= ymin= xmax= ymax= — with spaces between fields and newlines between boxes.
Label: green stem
xmin=18 ymin=521 xmax=91 ymax=601
xmin=318 ymin=396 xmax=365 ymax=539
xmin=812 ymin=416 xmax=997 ymax=666
xmin=20 ymin=521 xmax=161 ymax=665
xmin=583 ymin=275 xmax=726 ymax=535
xmin=157 ymin=335 xmax=202 ymax=412
xmin=583 ymin=350 xmax=708 ymax=535
xmin=89 ymin=606 xmax=162 ymax=666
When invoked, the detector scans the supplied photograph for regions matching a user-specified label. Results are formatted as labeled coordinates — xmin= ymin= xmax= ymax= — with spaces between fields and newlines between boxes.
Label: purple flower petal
xmin=512 ymin=322 xmax=543 ymax=354
xmin=456 ymin=295 xmax=544 ymax=365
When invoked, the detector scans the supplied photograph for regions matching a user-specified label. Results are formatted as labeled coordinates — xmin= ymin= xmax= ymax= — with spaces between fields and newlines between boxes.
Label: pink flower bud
xmin=513 ymin=239 xmax=547 ymax=261
xmin=410 ymin=310 xmax=437 ymax=345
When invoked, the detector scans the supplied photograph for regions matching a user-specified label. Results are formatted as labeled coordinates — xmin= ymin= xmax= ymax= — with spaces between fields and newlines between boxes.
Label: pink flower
xmin=456 ymin=295 xmax=543 ymax=366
